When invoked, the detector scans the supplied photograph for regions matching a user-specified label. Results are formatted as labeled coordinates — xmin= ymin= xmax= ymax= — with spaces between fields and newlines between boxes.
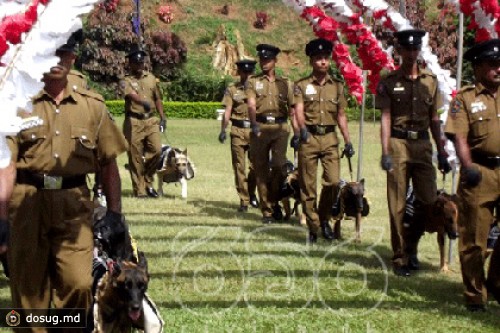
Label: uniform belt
xmin=306 ymin=125 xmax=336 ymax=135
xmin=472 ymin=153 xmax=500 ymax=169
xmin=256 ymin=115 xmax=287 ymax=124
xmin=231 ymin=119 xmax=251 ymax=128
xmin=391 ymin=128 xmax=429 ymax=140
xmin=126 ymin=111 xmax=154 ymax=120
xmin=16 ymin=170 xmax=86 ymax=190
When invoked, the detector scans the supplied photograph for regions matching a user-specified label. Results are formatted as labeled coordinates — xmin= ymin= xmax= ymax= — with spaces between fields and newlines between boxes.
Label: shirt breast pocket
xmin=470 ymin=115 xmax=490 ymax=141
xmin=19 ymin=127 xmax=47 ymax=157
xmin=71 ymin=127 xmax=96 ymax=159
xmin=327 ymin=98 xmax=339 ymax=113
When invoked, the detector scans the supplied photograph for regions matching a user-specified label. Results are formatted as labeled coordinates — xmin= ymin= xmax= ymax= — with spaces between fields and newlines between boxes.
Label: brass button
xmin=54 ymin=153 xmax=59 ymax=158
xmin=55 ymin=130 xmax=60 ymax=136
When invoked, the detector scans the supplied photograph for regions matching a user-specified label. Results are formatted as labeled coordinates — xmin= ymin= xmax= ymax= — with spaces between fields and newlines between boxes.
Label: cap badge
xmin=494 ymin=46 xmax=499 ymax=52
xmin=409 ymin=36 xmax=414 ymax=42
xmin=319 ymin=45 xmax=323 ymax=50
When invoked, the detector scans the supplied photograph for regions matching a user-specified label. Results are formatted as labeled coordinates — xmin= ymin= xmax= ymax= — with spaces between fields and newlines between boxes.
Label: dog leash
xmin=346 ymin=155 xmax=354 ymax=182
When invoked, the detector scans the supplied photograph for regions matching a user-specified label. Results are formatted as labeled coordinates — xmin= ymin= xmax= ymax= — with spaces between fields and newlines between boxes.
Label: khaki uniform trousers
xmin=250 ymin=123 xmax=289 ymax=217
xmin=123 ymin=116 xmax=162 ymax=196
xmin=8 ymin=184 xmax=93 ymax=333
xmin=458 ymin=164 xmax=500 ymax=305
xmin=230 ymin=126 xmax=256 ymax=206
xmin=298 ymin=132 xmax=340 ymax=234
xmin=386 ymin=138 xmax=436 ymax=268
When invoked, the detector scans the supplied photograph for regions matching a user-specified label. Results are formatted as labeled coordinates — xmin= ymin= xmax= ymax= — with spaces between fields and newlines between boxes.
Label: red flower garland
xmin=0 ymin=0 xmax=50 ymax=60
xmin=459 ymin=0 xmax=500 ymax=41
xmin=301 ymin=6 xmax=364 ymax=103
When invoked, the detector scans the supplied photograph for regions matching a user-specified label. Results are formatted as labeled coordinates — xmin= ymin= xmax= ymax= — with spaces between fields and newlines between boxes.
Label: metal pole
xmin=448 ymin=12 xmax=464 ymax=268
xmin=357 ymin=71 xmax=367 ymax=181
xmin=399 ymin=0 xmax=406 ymax=17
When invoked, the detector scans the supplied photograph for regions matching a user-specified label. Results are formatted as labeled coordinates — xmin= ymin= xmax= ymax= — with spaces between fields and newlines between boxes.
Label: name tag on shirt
xmin=393 ymin=87 xmax=405 ymax=92
xmin=471 ymin=101 xmax=486 ymax=113
xmin=256 ymin=82 xmax=264 ymax=90
xmin=305 ymin=84 xmax=317 ymax=95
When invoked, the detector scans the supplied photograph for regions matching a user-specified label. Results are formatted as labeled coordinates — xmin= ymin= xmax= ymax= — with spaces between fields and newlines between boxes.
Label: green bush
xmin=106 ymin=101 xmax=223 ymax=119
xmin=106 ymin=100 xmax=380 ymax=121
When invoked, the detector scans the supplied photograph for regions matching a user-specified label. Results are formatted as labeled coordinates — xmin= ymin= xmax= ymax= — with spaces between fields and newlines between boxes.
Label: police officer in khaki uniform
xmin=0 ymin=38 xmax=128 ymax=332
xmin=219 ymin=59 xmax=259 ymax=212
xmin=293 ymin=38 xmax=354 ymax=243
xmin=246 ymin=44 xmax=294 ymax=224
xmin=444 ymin=39 xmax=500 ymax=312
xmin=121 ymin=47 xmax=166 ymax=198
xmin=376 ymin=29 xmax=451 ymax=277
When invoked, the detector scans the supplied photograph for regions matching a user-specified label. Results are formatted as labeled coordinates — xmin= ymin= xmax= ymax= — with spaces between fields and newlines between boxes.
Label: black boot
xmin=308 ymin=232 xmax=318 ymax=244
xmin=321 ymin=221 xmax=335 ymax=241
xmin=250 ymin=195 xmax=259 ymax=208
xmin=408 ymin=254 xmax=420 ymax=270
xmin=272 ymin=204 xmax=283 ymax=221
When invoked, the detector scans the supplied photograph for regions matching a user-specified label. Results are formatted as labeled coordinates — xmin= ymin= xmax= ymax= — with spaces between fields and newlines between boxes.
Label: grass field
xmin=1 ymin=118 xmax=499 ymax=332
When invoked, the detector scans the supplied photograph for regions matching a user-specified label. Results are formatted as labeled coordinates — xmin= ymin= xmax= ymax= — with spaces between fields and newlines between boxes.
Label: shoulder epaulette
xmin=420 ymin=68 xmax=437 ymax=78
xmin=69 ymin=69 xmax=85 ymax=78
xmin=75 ymin=88 xmax=105 ymax=102
xmin=458 ymin=85 xmax=475 ymax=93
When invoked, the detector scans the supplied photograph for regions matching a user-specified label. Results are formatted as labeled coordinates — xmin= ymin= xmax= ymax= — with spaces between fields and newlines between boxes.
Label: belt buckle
xmin=242 ymin=121 xmax=251 ymax=128
xmin=316 ymin=126 xmax=326 ymax=135
xmin=407 ymin=131 xmax=418 ymax=140
xmin=266 ymin=116 xmax=275 ymax=124
xmin=43 ymin=175 xmax=62 ymax=190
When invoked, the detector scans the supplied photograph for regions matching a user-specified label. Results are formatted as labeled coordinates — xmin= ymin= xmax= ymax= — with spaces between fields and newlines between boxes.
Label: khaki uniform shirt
xmin=68 ymin=69 xmax=89 ymax=91
xmin=376 ymin=68 xmax=442 ymax=131
xmin=222 ymin=82 xmax=249 ymax=120
xmin=245 ymin=74 xmax=293 ymax=117
xmin=294 ymin=73 xmax=347 ymax=126
xmin=8 ymin=84 xmax=128 ymax=176
xmin=445 ymin=84 xmax=500 ymax=157
xmin=120 ymin=71 xmax=162 ymax=114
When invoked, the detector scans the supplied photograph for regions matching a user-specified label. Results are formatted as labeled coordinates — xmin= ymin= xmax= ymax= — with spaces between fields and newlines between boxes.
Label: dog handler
xmin=219 ymin=59 xmax=259 ymax=212
xmin=445 ymin=39 xmax=500 ymax=312
xmin=376 ymin=29 xmax=451 ymax=277
xmin=293 ymin=38 xmax=354 ymax=243
xmin=0 ymin=36 xmax=128 ymax=332
xmin=120 ymin=46 xmax=166 ymax=198
xmin=246 ymin=44 xmax=295 ymax=224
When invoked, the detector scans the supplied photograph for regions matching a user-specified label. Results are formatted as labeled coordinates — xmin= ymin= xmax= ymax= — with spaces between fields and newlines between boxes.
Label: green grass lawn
xmin=1 ymin=118 xmax=499 ymax=332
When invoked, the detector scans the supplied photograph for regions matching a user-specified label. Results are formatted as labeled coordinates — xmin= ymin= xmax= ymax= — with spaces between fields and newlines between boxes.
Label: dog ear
xmin=182 ymin=148 xmax=187 ymax=156
xmin=137 ymin=251 xmax=148 ymax=271
xmin=359 ymin=178 xmax=365 ymax=187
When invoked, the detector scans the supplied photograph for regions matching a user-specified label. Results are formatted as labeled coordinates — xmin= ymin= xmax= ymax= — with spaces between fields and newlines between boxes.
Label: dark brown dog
xmin=332 ymin=179 xmax=369 ymax=242
xmin=94 ymin=251 xmax=149 ymax=333
xmin=404 ymin=190 xmax=459 ymax=272
xmin=279 ymin=161 xmax=306 ymax=224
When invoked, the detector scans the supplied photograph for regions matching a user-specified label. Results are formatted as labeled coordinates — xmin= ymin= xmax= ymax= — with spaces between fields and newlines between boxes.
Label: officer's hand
xmin=0 ymin=219 xmax=9 ymax=254
xmin=141 ymin=101 xmax=151 ymax=112
xmin=251 ymin=123 xmax=261 ymax=137
xmin=342 ymin=142 xmax=355 ymax=158
xmin=299 ymin=127 xmax=310 ymax=143
xmin=290 ymin=135 xmax=299 ymax=150
xmin=437 ymin=153 xmax=452 ymax=174
xmin=461 ymin=165 xmax=482 ymax=187
xmin=381 ymin=154 xmax=393 ymax=171
xmin=218 ymin=131 xmax=226 ymax=144
xmin=159 ymin=118 xmax=167 ymax=133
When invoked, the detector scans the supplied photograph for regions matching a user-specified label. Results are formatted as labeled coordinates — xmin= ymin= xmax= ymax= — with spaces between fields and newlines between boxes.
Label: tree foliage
xmin=79 ymin=4 xmax=187 ymax=97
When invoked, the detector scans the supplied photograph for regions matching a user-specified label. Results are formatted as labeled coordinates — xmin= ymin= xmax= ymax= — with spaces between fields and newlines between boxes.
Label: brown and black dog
xmin=93 ymin=251 xmax=150 ymax=333
xmin=332 ymin=179 xmax=369 ymax=242
xmin=279 ymin=161 xmax=306 ymax=224
xmin=404 ymin=189 xmax=459 ymax=272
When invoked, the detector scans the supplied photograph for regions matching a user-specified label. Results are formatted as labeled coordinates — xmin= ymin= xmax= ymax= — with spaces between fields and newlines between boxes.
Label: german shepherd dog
xmin=279 ymin=160 xmax=306 ymax=224
xmin=403 ymin=189 xmax=459 ymax=272
xmin=156 ymin=145 xmax=195 ymax=199
xmin=332 ymin=179 xmax=369 ymax=242
xmin=93 ymin=252 xmax=150 ymax=333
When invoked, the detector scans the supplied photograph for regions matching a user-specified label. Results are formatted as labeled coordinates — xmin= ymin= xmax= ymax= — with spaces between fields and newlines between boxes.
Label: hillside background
xmin=81 ymin=0 xmax=468 ymax=102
